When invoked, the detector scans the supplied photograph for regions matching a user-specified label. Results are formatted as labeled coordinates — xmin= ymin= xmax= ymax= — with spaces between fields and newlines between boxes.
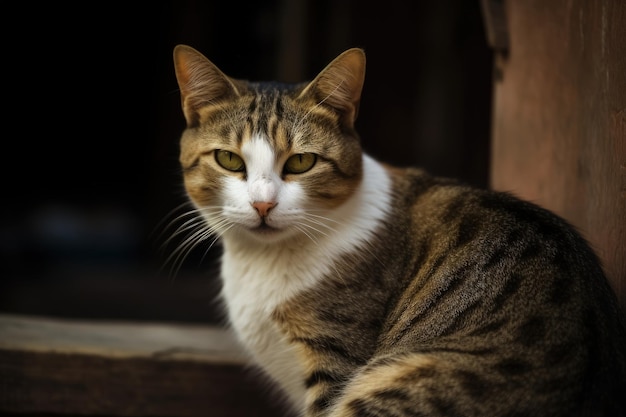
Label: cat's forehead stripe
xmin=221 ymin=84 xmax=336 ymax=152
xmin=233 ymin=88 xmax=291 ymax=152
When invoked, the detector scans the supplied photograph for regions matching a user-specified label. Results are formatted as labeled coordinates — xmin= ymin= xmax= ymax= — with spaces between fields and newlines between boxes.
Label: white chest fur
xmin=219 ymin=155 xmax=392 ymax=407
xmin=221 ymin=244 xmax=319 ymax=407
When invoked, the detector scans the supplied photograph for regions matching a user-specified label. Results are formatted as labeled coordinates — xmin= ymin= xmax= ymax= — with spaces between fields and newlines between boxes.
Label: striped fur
xmin=173 ymin=45 xmax=626 ymax=416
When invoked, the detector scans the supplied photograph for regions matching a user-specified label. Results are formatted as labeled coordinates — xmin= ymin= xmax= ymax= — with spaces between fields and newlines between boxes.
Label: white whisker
xmin=305 ymin=212 xmax=344 ymax=226
xmin=162 ymin=224 xmax=212 ymax=277
xmin=293 ymin=224 xmax=319 ymax=245
xmin=160 ymin=216 xmax=206 ymax=252
xmin=199 ymin=223 xmax=236 ymax=263
xmin=150 ymin=201 xmax=195 ymax=243
xmin=302 ymin=216 xmax=340 ymax=233
xmin=297 ymin=221 xmax=332 ymax=239
xmin=155 ymin=203 xmax=231 ymax=279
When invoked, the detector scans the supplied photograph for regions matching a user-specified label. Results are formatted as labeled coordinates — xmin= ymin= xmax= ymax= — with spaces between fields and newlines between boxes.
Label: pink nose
xmin=252 ymin=201 xmax=276 ymax=217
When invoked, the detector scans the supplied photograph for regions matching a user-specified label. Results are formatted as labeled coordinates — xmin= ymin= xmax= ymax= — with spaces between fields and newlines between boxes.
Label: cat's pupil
xmin=215 ymin=150 xmax=245 ymax=172
xmin=284 ymin=153 xmax=316 ymax=174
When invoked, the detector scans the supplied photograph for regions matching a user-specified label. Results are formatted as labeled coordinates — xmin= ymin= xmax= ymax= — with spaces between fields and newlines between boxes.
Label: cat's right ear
xmin=299 ymin=48 xmax=366 ymax=127
xmin=173 ymin=45 xmax=240 ymax=127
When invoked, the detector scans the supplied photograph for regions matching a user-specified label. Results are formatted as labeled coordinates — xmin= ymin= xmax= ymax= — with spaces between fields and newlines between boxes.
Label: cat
xmin=171 ymin=44 xmax=626 ymax=417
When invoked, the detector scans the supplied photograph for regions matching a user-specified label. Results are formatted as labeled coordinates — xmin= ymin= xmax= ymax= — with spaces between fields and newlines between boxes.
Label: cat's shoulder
xmin=382 ymin=162 xmax=580 ymax=237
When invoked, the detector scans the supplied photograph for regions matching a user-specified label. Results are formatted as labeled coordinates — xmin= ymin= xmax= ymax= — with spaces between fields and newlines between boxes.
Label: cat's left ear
xmin=299 ymin=48 xmax=366 ymax=127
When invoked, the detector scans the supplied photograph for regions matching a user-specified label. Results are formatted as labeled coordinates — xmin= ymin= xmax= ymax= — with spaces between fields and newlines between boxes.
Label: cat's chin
xmin=242 ymin=224 xmax=295 ymax=243
xmin=253 ymin=224 xmax=280 ymax=234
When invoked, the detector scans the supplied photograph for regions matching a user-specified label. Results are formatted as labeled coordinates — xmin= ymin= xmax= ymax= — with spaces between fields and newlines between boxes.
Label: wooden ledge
xmin=0 ymin=314 xmax=291 ymax=416
xmin=0 ymin=314 xmax=245 ymax=363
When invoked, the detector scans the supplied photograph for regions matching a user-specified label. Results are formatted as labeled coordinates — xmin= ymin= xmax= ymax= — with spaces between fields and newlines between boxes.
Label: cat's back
xmin=367 ymin=166 xmax=626 ymax=416
xmin=385 ymin=166 xmax=625 ymax=348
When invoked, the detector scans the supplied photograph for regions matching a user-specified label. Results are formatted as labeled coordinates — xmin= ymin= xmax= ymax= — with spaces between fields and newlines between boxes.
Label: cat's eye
xmin=284 ymin=153 xmax=317 ymax=174
xmin=215 ymin=150 xmax=245 ymax=172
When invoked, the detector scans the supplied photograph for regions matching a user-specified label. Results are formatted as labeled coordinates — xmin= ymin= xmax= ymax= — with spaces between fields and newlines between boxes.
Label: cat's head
xmin=173 ymin=45 xmax=366 ymax=243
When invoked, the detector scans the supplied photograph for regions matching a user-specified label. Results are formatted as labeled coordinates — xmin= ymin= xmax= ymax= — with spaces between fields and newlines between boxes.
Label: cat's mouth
xmin=245 ymin=219 xmax=298 ymax=242
xmin=251 ymin=221 xmax=281 ymax=235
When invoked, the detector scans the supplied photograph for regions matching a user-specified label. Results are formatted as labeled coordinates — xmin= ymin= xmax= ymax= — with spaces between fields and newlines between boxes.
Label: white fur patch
xmin=218 ymin=145 xmax=392 ymax=408
xmin=241 ymin=136 xmax=281 ymax=203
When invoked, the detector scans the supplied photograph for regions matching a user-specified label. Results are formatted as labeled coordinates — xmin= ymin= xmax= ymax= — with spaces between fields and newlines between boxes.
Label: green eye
xmin=284 ymin=153 xmax=317 ymax=174
xmin=215 ymin=150 xmax=245 ymax=172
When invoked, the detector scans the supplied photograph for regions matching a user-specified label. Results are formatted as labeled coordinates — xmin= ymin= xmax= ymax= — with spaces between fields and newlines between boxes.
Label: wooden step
xmin=0 ymin=314 xmax=292 ymax=416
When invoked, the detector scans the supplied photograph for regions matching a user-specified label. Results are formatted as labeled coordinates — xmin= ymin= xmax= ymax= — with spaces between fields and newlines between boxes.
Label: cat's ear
xmin=299 ymin=48 xmax=366 ymax=127
xmin=173 ymin=45 xmax=240 ymax=127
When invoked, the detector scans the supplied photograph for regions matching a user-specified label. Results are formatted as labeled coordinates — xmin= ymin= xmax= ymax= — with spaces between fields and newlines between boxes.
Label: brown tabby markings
xmin=172 ymin=45 xmax=626 ymax=416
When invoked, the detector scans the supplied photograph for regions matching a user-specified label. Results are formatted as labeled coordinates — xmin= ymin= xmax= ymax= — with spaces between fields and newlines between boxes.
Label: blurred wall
xmin=490 ymin=0 xmax=626 ymax=308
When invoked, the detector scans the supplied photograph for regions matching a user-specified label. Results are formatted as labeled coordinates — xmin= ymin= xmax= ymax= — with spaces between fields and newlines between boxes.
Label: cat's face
xmin=180 ymin=94 xmax=362 ymax=243
xmin=174 ymin=46 xmax=367 ymax=243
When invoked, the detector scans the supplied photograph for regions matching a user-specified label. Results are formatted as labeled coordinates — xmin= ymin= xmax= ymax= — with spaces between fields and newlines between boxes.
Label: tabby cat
xmin=171 ymin=45 xmax=626 ymax=416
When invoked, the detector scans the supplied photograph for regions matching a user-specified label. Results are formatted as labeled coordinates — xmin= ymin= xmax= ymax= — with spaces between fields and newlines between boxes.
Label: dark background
xmin=0 ymin=0 xmax=493 ymax=324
